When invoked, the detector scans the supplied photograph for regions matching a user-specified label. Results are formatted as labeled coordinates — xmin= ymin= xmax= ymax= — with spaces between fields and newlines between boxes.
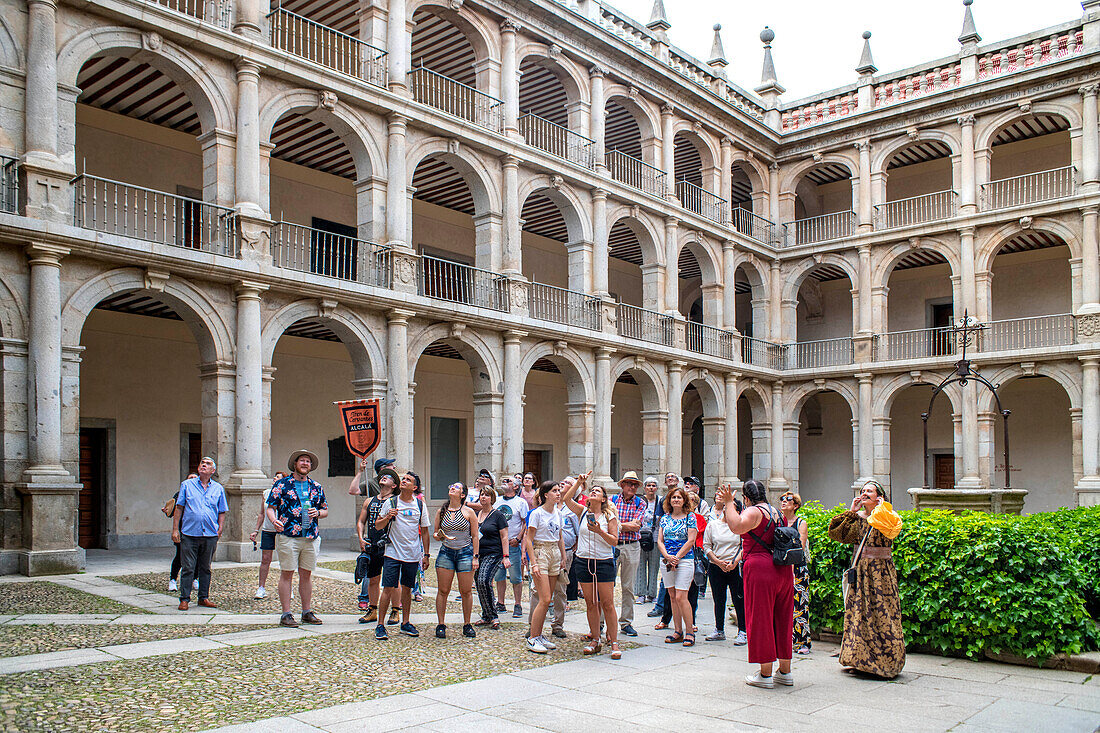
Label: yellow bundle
xmin=868 ymin=501 xmax=903 ymax=540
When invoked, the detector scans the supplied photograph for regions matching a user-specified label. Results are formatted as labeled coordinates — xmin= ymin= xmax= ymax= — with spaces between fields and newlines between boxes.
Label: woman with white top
xmin=658 ymin=486 xmax=698 ymax=646
xmin=432 ymin=481 xmax=479 ymax=640
xmin=703 ymin=492 xmax=746 ymax=644
xmin=522 ymin=481 xmax=565 ymax=654
xmin=563 ymin=471 xmax=622 ymax=659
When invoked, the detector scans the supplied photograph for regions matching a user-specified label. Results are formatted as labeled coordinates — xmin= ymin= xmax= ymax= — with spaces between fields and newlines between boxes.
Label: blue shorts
xmin=436 ymin=544 xmax=474 ymax=573
xmin=381 ymin=557 xmax=419 ymax=589
xmin=494 ymin=543 xmax=523 ymax=584
xmin=259 ymin=530 xmax=276 ymax=551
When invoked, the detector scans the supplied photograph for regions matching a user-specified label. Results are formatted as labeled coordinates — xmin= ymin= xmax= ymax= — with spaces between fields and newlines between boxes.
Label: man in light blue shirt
xmin=171 ymin=456 xmax=227 ymax=610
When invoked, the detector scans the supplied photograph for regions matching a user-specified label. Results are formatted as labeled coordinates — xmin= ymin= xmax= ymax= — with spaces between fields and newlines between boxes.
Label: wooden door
xmin=78 ymin=428 xmax=106 ymax=549
xmin=187 ymin=433 xmax=202 ymax=477
xmin=934 ymin=454 xmax=955 ymax=489
xmin=522 ymin=450 xmax=543 ymax=485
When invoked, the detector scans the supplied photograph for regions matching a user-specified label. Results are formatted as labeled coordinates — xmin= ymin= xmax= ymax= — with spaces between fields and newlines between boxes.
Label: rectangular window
xmin=311 ymin=217 xmax=359 ymax=281
xmin=328 ymin=437 xmax=354 ymax=477
xmin=430 ymin=417 xmax=463 ymax=501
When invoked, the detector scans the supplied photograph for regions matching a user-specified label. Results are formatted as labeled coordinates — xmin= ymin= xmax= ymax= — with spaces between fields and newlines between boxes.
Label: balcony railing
xmin=875 ymin=327 xmax=956 ymax=361
xmin=617 ymin=303 xmax=673 ymax=346
xmin=528 ymin=281 xmax=602 ymax=330
xmin=73 ymin=174 xmax=237 ymax=256
xmin=606 ymin=150 xmax=666 ymax=198
xmin=418 ymin=255 xmax=508 ymax=312
xmin=269 ymin=8 xmax=387 ymax=87
xmin=146 ymin=0 xmax=232 ymax=29
xmin=730 ymin=206 xmax=777 ymax=244
xmin=685 ymin=321 xmax=735 ymax=359
xmin=786 ymin=337 xmax=854 ymax=369
xmin=408 ymin=66 xmax=503 ymax=133
xmin=981 ymin=166 xmax=1076 ymax=210
xmin=0 ymin=155 xmax=17 ymax=214
xmin=875 ymin=190 xmax=957 ymax=229
xmin=982 ymin=314 xmax=1075 ymax=351
xmin=518 ymin=114 xmax=594 ymax=169
xmin=271 ymin=221 xmax=390 ymax=287
xmin=676 ymin=180 xmax=726 ymax=224
xmin=742 ymin=336 xmax=785 ymax=370
xmin=793 ymin=210 xmax=855 ymax=245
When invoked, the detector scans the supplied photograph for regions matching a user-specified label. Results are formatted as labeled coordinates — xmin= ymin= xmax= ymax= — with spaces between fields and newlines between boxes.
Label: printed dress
xmin=827 ymin=510 xmax=905 ymax=678
xmin=791 ymin=517 xmax=812 ymax=653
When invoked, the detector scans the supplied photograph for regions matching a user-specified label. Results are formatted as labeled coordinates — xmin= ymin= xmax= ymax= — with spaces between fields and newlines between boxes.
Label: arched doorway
xmin=795 ymin=390 xmax=854 ymax=508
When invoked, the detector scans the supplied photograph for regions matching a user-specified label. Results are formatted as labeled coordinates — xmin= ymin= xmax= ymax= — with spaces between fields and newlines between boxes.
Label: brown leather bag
xmin=161 ymin=496 xmax=177 ymax=518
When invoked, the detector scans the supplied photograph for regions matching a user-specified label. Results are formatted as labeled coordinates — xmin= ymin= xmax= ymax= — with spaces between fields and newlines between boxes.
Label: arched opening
xmin=985 ymin=114 xmax=1073 ymax=209
xmin=879 ymin=140 xmax=954 ymax=227
xmin=793 ymin=264 xmax=854 ymax=367
xmin=674 ymin=132 xmax=721 ymax=222
xmin=729 ymin=161 xmax=769 ymax=240
xmin=611 ymin=368 xmax=663 ymax=479
xmin=605 ymin=98 xmax=658 ymax=194
xmin=737 ymin=391 xmax=769 ymax=482
xmin=987 ymin=231 xmax=1073 ymax=350
xmin=733 ymin=263 xmax=767 ymax=345
xmin=881 ymin=249 xmax=954 ymax=359
xmin=681 ymin=379 xmax=722 ymax=488
xmin=608 ymin=217 xmax=658 ymax=311
xmin=520 ymin=191 xmax=570 ymax=288
xmin=888 ymin=383 xmax=954 ymax=511
xmin=409 ymin=9 xmax=496 ymax=129
xmin=796 ymin=390 xmax=854 ymax=508
xmin=518 ymin=57 xmax=589 ymax=167
xmin=522 ymin=356 xmax=590 ymax=480
xmin=793 ymin=163 xmax=854 ymax=244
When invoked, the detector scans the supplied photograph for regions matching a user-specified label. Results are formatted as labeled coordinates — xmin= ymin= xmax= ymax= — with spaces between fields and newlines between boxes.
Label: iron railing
xmin=145 ymin=0 xmax=232 ymax=28
xmin=617 ymin=303 xmax=673 ymax=346
xmin=785 ymin=337 xmax=854 ymax=369
xmin=418 ymin=255 xmax=508 ymax=312
xmin=742 ymin=336 xmax=786 ymax=369
xmin=793 ymin=210 xmax=855 ymax=245
xmin=605 ymin=150 xmax=666 ymax=198
xmin=528 ymin=281 xmax=602 ymax=330
xmin=676 ymin=180 xmax=726 ymax=224
xmin=875 ymin=190 xmax=957 ymax=229
xmin=271 ymin=221 xmax=391 ymax=287
xmin=269 ymin=8 xmax=387 ymax=87
xmin=980 ymin=166 xmax=1076 ymax=210
xmin=73 ymin=174 xmax=237 ymax=255
xmin=875 ymin=326 xmax=956 ymax=361
xmin=982 ymin=313 xmax=1075 ymax=351
xmin=685 ymin=321 xmax=735 ymax=359
xmin=518 ymin=114 xmax=595 ymax=169
xmin=408 ymin=66 xmax=503 ymax=133
xmin=730 ymin=206 xmax=777 ymax=244
xmin=0 ymin=155 xmax=17 ymax=214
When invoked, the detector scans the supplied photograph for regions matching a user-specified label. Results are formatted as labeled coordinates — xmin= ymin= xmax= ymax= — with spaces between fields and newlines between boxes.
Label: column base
xmin=223 ymin=471 xmax=271 ymax=563
xmin=15 ymin=469 xmax=84 ymax=576
xmin=1074 ymin=476 xmax=1100 ymax=507
xmin=593 ymin=475 xmax=614 ymax=488
xmin=19 ymin=547 xmax=86 ymax=576
xmin=953 ymin=476 xmax=986 ymax=489
xmin=766 ymin=476 xmax=790 ymax=493
xmin=217 ymin=540 xmax=258 ymax=563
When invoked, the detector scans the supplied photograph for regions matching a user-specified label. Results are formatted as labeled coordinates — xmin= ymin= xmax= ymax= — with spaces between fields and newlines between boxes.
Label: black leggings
xmin=661 ymin=580 xmax=699 ymax=625
xmin=170 ymin=542 xmax=182 ymax=581
xmin=475 ymin=554 xmax=504 ymax=621
xmin=708 ymin=563 xmax=745 ymax=632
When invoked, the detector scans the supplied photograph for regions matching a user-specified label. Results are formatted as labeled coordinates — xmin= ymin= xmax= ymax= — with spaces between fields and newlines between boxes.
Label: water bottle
xmin=301 ymin=498 xmax=312 ymax=534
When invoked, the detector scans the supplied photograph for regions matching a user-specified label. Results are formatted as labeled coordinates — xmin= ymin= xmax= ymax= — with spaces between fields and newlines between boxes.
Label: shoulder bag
xmin=747 ymin=506 xmax=807 ymax=567
xmin=842 ymin=523 xmax=873 ymax=604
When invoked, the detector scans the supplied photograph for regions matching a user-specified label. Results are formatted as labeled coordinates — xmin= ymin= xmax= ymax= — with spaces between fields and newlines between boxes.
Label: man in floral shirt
xmin=266 ymin=449 xmax=328 ymax=627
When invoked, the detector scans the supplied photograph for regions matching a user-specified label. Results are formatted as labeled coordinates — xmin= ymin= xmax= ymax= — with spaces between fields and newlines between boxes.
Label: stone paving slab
xmin=292 ymin=693 xmax=433 ymax=727
xmin=963 ymin=698 xmax=1100 ymax=732
xmin=0 ymin=648 xmax=120 ymax=674
xmin=416 ymin=673 xmax=561 ymax=711
xmin=97 ymin=635 xmax=228 ymax=659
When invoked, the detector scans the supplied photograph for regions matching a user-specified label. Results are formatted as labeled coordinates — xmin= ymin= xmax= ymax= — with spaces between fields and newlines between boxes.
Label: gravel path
xmin=0 ymin=624 xmax=276 ymax=658
xmin=0 ymin=583 xmax=147 ymax=616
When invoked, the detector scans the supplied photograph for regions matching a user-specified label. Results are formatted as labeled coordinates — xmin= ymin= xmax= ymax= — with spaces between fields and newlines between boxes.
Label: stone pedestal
xmin=1076 ymin=313 xmax=1100 ymax=343
xmin=234 ymin=209 xmax=273 ymax=266
xmin=21 ymin=154 xmax=74 ymax=223
xmin=221 ymin=475 xmax=269 ymax=562
xmin=16 ymin=471 xmax=85 ymax=575
xmin=907 ymin=487 xmax=1028 ymax=514
xmin=1074 ymin=477 xmax=1100 ymax=507
xmin=852 ymin=334 xmax=875 ymax=363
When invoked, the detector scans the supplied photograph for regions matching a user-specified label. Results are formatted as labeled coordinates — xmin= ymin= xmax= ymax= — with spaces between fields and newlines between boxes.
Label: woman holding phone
xmin=657 ymin=486 xmax=697 ymax=646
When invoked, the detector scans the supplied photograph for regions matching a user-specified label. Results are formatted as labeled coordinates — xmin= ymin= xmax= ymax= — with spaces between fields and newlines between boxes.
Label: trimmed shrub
xmin=800 ymin=502 xmax=1099 ymax=661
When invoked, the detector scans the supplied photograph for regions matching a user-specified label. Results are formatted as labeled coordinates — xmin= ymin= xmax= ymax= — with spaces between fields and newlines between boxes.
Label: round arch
xmin=782 ymin=254 xmax=859 ymax=303
xmin=407 ymin=323 xmax=503 ymax=391
xmin=671 ymin=124 xmax=719 ymax=173
xmin=517 ymin=342 xmax=594 ymax=405
xmin=731 ymin=152 xmax=770 ymax=195
xmin=872 ymin=130 xmax=961 ymax=173
xmin=406 ymin=1 xmax=500 ymax=64
xmin=682 ymin=368 xmax=724 ymax=417
xmin=676 ymin=235 xmax=721 ymax=286
xmin=406 ymin=138 xmax=501 ymax=215
xmin=874 ymin=237 xmax=961 ymax=289
xmin=602 ymin=90 xmax=659 ymax=142
xmin=515 ymin=49 xmax=589 ymax=106
xmin=517 ymin=181 xmax=592 ymax=245
xmin=785 ymin=380 xmax=859 ymax=424
xmin=873 ymin=371 xmax=962 ymax=419
xmin=976 ymin=105 xmax=1081 ymax=151
xmin=609 ymin=357 xmax=667 ymax=413
xmin=780 ymin=154 xmax=857 ymax=194
xmin=0 ymin=273 xmax=27 ymax=340
xmin=975 ymin=218 xmax=1082 ymax=273
xmin=976 ymin=364 xmax=1081 ymax=414
xmin=260 ymin=301 xmax=385 ymax=380
xmin=58 ymin=27 xmax=232 ymax=134
xmin=731 ymin=255 xmax=768 ymax=291
xmin=606 ymin=211 xmax=663 ymax=266
xmin=61 ymin=268 xmax=233 ymax=364
xmin=735 ymin=381 xmax=772 ymax=424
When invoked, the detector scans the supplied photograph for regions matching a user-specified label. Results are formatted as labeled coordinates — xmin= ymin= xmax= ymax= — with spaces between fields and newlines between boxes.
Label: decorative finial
xmin=760 ymin=26 xmax=775 ymax=45
xmin=647 ymin=0 xmax=671 ymax=33
xmin=708 ymin=23 xmax=728 ymax=69
xmin=959 ymin=0 xmax=980 ymax=46
xmin=755 ymin=26 xmax=785 ymax=97
xmin=856 ymin=30 xmax=876 ymax=75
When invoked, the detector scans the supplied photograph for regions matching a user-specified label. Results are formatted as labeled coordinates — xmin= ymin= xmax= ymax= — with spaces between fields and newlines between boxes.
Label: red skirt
xmin=742 ymin=553 xmax=794 ymax=664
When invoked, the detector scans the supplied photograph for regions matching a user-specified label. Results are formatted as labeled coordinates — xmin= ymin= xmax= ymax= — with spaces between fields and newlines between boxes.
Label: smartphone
xmin=586 ymin=513 xmax=597 ymax=526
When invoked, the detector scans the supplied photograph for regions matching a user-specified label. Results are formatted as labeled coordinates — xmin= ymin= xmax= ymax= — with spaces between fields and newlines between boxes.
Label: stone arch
xmin=874 ymin=236 xmax=961 ymax=289
xmin=406 ymin=137 xmax=501 ymax=214
xmin=785 ymin=380 xmax=859 ymax=424
xmin=517 ymin=341 xmax=593 ymax=405
xmin=676 ymin=234 xmax=721 ymax=286
xmin=873 ymin=371 xmax=961 ymax=419
xmin=977 ymin=363 xmax=1081 ymax=414
xmin=731 ymin=254 xmax=768 ymax=291
xmin=975 ymin=218 xmax=1082 ymax=273
xmin=671 ymin=124 xmax=719 ymax=174
xmin=407 ymin=322 xmax=502 ymax=392
xmin=515 ymin=48 xmax=589 ymax=106
xmin=736 ymin=381 xmax=772 ymax=424
xmin=780 ymin=154 xmax=857 ymax=194
xmin=57 ymin=26 xmax=232 ymax=134
xmin=259 ymin=89 xmax=384 ymax=181
xmin=602 ymin=90 xmax=659 ymax=143
xmin=517 ymin=181 xmax=592 ymax=245
xmin=731 ymin=152 xmax=770 ymax=195
xmin=976 ymin=105 xmax=1081 ymax=151
xmin=260 ymin=301 xmax=385 ymax=380
xmin=782 ymin=253 xmax=859 ymax=302
xmin=0 ymin=15 xmax=20 ymax=70
xmin=407 ymin=0 xmax=500 ymax=65
xmin=872 ymin=130 xmax=961 ymax=173
xmin=0 ymin=273 xmax=27 ymax=341
xmin=682 ymin=368 xmax=724 ymax=416
xmin=610 ymin=357 xmax=667 ymax=413
xmin=61 ymin=268 xmax=233 ymax=364
xmin=606 ymin=210 xmax=663 ymax=266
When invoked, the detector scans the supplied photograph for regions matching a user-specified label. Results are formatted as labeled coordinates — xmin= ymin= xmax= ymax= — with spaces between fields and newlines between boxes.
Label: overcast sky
xmin=605 ymin=0 xmax=1084 ymax=100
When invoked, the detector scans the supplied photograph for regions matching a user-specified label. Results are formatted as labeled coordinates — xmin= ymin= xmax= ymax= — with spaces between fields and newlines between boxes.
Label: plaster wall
xmin=796 ymin=391 xmax=853 ymax=509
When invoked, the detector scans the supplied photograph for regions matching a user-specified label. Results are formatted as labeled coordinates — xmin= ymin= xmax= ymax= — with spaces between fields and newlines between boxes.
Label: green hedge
xmin=800 ymin=503 xmax=1100 ymax=661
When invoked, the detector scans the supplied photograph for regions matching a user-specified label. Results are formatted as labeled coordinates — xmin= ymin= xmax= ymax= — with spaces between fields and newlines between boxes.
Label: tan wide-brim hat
xmin=287 ymin=449 xmax=319 ymax=473
xmin=618 ymin=470 xmax=641 ymax=487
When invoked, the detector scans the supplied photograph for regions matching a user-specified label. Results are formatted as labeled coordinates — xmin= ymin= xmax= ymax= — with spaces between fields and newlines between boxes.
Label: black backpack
xmin=748 ymin=507 xmax=806 ymax=566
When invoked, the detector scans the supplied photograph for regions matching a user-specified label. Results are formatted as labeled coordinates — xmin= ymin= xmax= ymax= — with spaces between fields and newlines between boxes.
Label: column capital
xmin=957 ymin=114 xmax=976 ymax=127
xmin=724 ymin=371 xmax=741 ymax=384
xmin=1080 ymin=83 xmax=1100 ymax=98
xmin=855 ymin=372 xmax=874 ymax=384
xmin=26 ymin=0 xmax=58 ymax=8
xmin=721 ymin=136 xmax=734 ymax=148
xmin=664 ymin=215 xmax=680 ymax=227
xmin=25 ymin=242 xmax=69 ymax=266
xmin=771 ymin=380 xmax=784 ymax=392
xmin=503 ymin=329 xmax=527 ymax=344
xmin=387 ymin=113 xmax=408 ymax=131
xmin=667 ymin=360 xmax=686 ymax=373
xmin=595 ymin=346 xmax=615 ymax=360
xmin=1083 ymin=204 xmax=1100 ymax=217
xmin=502 ymin=154 xmax=520 ymax=169
xmin=387 ymin=308 xmax=415 ymax=325
xmin=722 ymin=238 xmax=736 ymax=252
xmin=589 ymin=64 xmax=606 ymax=78
xmin=959 ymin=225 xmax=976 ymax=238
xmin=1079 ymin=355 xmax=1100 ymax=367
xmin=661 ymin=102 xmax=675 ymax=117
xmin=854 ymin=139 xmax=871 ymax=153
xmin=234 ymin=57 xmax=264 ymax=77
xmin=234 ymin=280 xmax=268 ymax=300
xmin=857 ymin=243 xmax=872 ymax=256
xmin=591 ymin=186 xmax=608 ymax=200
xmin=500 ymin=18 xmax=519 ymax=33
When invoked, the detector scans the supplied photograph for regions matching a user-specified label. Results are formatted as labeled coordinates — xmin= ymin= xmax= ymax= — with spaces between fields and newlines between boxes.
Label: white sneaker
xmin=538 ymin=636 xmax=557 ymax=650
xmin=167 ymin=579 xmax=177 ymax=592
xmin=774 ymin=671 xmax=794 ymax=686
xmin=254 ymin=586 xmax=266 ymax=599
xmin=733 ymin=630 xmax=748 ymax=646
xmin=193 ymin=579 xmax=199 ymax=590
xmin=745 ymin=672 xmax=775 ymax=689
xmin=526 ymin=637 xmax=548 ymax=654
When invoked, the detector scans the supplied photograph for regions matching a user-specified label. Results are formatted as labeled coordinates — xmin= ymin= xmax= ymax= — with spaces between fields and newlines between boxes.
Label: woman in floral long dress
xmin=827 ymin=480 xmax=905 ymax=679
xmin=780 ymin=492 xmax=811 ymax=654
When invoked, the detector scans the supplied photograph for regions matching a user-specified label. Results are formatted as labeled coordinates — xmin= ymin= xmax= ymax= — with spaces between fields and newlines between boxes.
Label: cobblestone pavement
xmin=0 ymin=582 xmax=148 ymax=616
xmin=0 ymin=623 xmax=279 ymax=657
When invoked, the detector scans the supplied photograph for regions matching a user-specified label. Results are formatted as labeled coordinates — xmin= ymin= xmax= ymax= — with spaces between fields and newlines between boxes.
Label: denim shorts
xmin=494 ymin=543 xmax=523 ymax=584
xmin=436 ymin=544 xmax=474 ymax=572
xmin=381 ymin=557 xmax=419 ymax=589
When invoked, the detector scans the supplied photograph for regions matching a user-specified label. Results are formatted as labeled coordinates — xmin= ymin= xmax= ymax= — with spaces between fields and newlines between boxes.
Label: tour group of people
xmin=168 ymin=450 xmax=906 ymax=684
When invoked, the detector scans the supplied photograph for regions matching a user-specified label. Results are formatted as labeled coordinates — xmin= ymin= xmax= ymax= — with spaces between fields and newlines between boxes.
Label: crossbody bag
xmin=842 ymin=523 xmax=873 ymax=604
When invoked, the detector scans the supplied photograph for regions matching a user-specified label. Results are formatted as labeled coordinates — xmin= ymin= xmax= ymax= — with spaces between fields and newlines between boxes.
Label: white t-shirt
xmin=260 ymin=487 xmax=275 ymax=532
xmin=383 ymin=496 xmax=430 ymax=562
xmin=576 ymin=510 xmax=614 ymax=560
xmin=494 ymin=495 xmax=530 ymax=540
xmin=527 ymin=505 xmax=561 ymax=543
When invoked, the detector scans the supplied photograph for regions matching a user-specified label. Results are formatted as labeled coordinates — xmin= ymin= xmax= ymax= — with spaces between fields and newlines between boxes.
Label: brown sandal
xmin=583 ymin=641 xmax=602 ymax=655
xmin=610 ymin=642 xmax=622 ymax=660
xmin=664 ymin=631 xmax=684 ymax=644
xmin=654 ymin=621 xmax=668 ymax=630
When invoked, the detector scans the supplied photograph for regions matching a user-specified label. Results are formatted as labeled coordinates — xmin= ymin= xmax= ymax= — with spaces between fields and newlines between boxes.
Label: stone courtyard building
xmin=0 ymin=0 xmax=1098 ymax=574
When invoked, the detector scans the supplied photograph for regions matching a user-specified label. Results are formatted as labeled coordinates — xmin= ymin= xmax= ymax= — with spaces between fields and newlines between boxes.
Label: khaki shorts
xmin=275 ymin=534 xmax=319 ymax=572
xmin=531 ymin=541 xmax=562 ymax=576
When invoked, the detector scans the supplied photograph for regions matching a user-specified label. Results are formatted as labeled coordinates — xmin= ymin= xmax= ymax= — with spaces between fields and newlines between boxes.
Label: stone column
xmin=589 ymin=66 xmax=606 ymax=171
xmin=592 ymin=188 xmax=609 ymax=296
xmin=199 ymin=361 xmax=236 ymax=478
xmin=723 ymin=372 xmax=740 ymax=484
xmin=958 ymin=115 xmax=976 ymax=213
xmin=666 ymin=361 xmax=684 ymax=475
xmin=857 ymin=245 xmax=872 ymax=334
xmin=959 ymin=227 xmax=977 ymax=316
xmin=664 ymin=217 xmax=679 ymax=314
xmin=769 ymin=260 xmax=783 ymax=341
xmin=234 ymin=59 xmax=264 ymax=215
xmin=501 ymin=330 xmax=526 ymax=475
xmin=722 ymin=240 xmax=738 ymax=331
xmin=233 ymin=0 xmax=262 ymax=37
xmin=593 ymin=347 xmax=613 ymax=485
xmin=387 ymin=0 xmax=407 ymax=94
xmin=768 ymin=163 xmax=781 ymax=236
xmin=472 ymin=391 xmax=504 ymax=475
xmin=18 ymin=244 xmax=83 ymax=575
xmin=387 ymin=309 xmax=414 ymax=469
xmin=856 ymin=140 xmax=872 ymax=230
xmin=855 ymin=373 xmax=874 ymax=486
xmin=1081 ymin=85 xmax=1100 ymax=188
xmin=661 ymin=104 xmax=676 ymax=199
xmin=1076 ymin=357 xmax=1100 ymax=505
xmin=500 ymin=20 xmax=519 ymax=137
xmin=566 ymin=402 xmax=595 ymax=475
xmin=501 ymin=155 xmax=522 ymax=275
xmin=768 ymin=381 xmax=789 ymax=491
xmin=957 ymin=381 xmax=983 ymax=489
xmin=386 ymin=114 xmax=409 ymax=249
xmin=720 ymin=137 xmax=733 ymax=224
xmin=1078 ymin=206 xmax=1100 ymax=317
